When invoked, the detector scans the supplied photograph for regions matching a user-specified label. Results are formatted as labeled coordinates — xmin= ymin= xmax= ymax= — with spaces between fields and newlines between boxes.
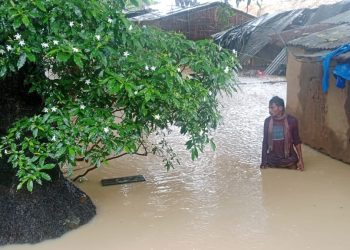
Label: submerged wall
xmin=286 ymin=50 xmax=350 ymax=163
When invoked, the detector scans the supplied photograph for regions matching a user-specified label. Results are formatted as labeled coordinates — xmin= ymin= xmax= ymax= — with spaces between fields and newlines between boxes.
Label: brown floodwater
xmin=4 ymin=77 xmax=350 ymax=250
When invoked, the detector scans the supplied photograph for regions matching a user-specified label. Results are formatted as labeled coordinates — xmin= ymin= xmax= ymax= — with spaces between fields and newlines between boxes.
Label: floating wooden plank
xmin=101 ymin=175 xmax=146 ymax=186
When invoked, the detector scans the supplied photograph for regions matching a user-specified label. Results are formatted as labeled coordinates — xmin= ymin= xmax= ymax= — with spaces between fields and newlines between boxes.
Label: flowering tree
xmin=0 ymin=0 xmax=238 ymax=244
xmin=0 ymin=0 xmax=237 ymax=193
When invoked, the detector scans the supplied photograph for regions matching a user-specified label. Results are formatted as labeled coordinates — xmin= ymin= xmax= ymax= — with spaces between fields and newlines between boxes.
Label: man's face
xmin=269 ymin=103 xmax=283 ymax=117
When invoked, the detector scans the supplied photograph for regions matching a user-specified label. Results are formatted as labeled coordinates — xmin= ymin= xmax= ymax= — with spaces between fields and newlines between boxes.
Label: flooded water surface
xmin=4 ymin=77 xmax=350 ymax=250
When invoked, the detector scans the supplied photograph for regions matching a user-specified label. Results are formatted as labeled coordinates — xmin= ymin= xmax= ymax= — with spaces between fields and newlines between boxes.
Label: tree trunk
xmin=0 ymin=67 xmax=96 ymax=246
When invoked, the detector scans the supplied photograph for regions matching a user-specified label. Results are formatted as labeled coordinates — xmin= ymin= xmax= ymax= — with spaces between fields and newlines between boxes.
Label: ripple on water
xmin=112 ymin=81 xmax=286 ymax=239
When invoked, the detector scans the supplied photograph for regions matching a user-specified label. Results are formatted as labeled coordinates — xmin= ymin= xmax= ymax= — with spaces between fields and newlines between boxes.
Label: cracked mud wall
xmin=286 ymin=50 xmax=350 ymax=163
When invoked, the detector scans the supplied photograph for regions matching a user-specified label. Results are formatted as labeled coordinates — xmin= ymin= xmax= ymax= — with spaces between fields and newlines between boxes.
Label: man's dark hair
xmin=269 ymin=96 xmax=285 ymax=110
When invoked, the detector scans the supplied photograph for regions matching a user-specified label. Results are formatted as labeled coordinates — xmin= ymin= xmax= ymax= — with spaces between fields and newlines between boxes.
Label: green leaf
xmin=13 ymin=17 xmax=22 ymax=29
xmin=180 ymin=57 xmax=190 ymax=65
xmin=41 ymin=172 xmax=51 ymax=181
xmin=17 ymin=54 xmax=27 ymax=69
xmin=130 ymin=0 xmax=140 ymax=7
xmin=55 ymin=146 xmax=66 ymax=158
xmin=51 ymin=21 xmax=59 ymax=33
xmin=100 ymin=53 xmax=108 ymax=67
xmin=22 ymin=142 xmax=28 ymax=150
xmin=26 ymin=53 xmax=36 ymax=62
xmin=145 ymin=91 xmax=152 ymax=102
xmin=74 ymin=54 xmax=83 ymax=68
xmin=57 ymin=52 xmax=71 ymax=62
xmin=107 ymin=82 xmax=117 ymax=94
xmin=30 ymin=156 xmax=39 ymax=163
xmin=34 ymin=0 xmax=47 ymax=12
xmin=63 ymin=118 xmax=70 ymax=126
xmin=17 ymin=182 xmax=23 ymax=190
xmin=32 ymin=128 xmax=38 ymax=137
xmin=210 ymin=139 xmax=216 ymax=151
xmin=9 ymin=64 xmax=15 ymax=72
xmin=39 ymin=156 xmax=45 ymax=166
xmin=27 ymin=180 xmax=33 ymax=192
xmin=22 ymin=15 xmax=30 ymax=27
xmin=185 ymin=140 xmax=192 ymax=149
xmin=191 ymin=147 xmax=198 ymax=160
xmin=41 ymin=163 xmax=55 ymax=170
xmin=0 ymin=66 xmax=7 ymax=78
xmin=68 ymin=147 xmax=75 ymax=158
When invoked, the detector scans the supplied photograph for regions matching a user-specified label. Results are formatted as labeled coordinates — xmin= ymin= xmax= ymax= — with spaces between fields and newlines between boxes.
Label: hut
xmin=286 ymin=24 xmax=350 ymax=163
xmin=129 ymin=2 xmax=254 ymax=41
xmin=214 ymin=0 xmax=350 ymax=74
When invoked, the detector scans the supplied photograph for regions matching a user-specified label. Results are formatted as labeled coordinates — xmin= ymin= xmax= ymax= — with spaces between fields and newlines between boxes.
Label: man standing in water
xmin=260 ymin=96 xmax=304 ymax=170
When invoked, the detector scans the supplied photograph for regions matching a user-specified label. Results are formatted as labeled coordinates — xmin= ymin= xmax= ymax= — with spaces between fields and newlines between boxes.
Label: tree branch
xmin=75 ymin=139 xmax=102 ymax=161
xmin=105 ymin=152 xmax=128 ymax=161
xmin=72 ymin=140 xmax=149 ymax=181
xmin=72 ymin=166 xmax=97 ymax=181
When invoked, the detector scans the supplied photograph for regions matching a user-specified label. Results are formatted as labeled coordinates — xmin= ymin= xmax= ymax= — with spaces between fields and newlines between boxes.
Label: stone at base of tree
xmin=0 ymin=177 xmax=96 ymax=246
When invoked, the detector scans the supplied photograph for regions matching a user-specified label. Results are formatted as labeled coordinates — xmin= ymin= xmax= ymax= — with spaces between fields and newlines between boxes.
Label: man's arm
xmin=260 ymin=118 xmax=269 ymax=168
xmin=294 ymin=144 xmax=304 ymax=171
xmin=291 ymin=117 xmax=304 ymax=171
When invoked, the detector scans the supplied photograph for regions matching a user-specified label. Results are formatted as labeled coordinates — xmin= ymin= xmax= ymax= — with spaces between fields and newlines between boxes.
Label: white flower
xmin=85 ymin=79 xmax=91 ymax=85
xmin=80 ymin=104 xmax=86 ymax=110
xmin=51 ymin=106 xmax=57 ymax=112
xmin=107 ymin=18 xmax=113 ymax=23
xmin=4 ymin=149 xmax=8 ymax=154
xmin=41 ymin=43 xmax=49 ymax=48
xmin=177 ymin=68 xmax=181 ymax=72
xmin=43 ymin=108 xmax=49 ymax=113
xmin=224 ymin=66 xmax=230 ymax=74
xmin=145 ymin=65 xmax=149 ymax=71
xmin=80 ymin=23 xmax=84 ymax=27
xmin=123 ymin=51 xmax=129 ymax=57
xmin=208 ymin=91 xmax=212 ymax=96
xmin=134 ymin=91 xmax=138 ymax=95
xmin=6 ymin=45 xmax=13 ymax=51
xmin=154 ymin=114 xmax=160 ymax=120
xmin=53 ymin=40 xmax=59 ymax=45
xmin=0 ymin=49 xmax=5 ymax=55
xmin=128 ymin=25 xmax=133 ymax=31
xmin=69 ymin=21 xmax=74 ymax=27
xmin=19 ymin=40 xmax=25 ymax=46
xmin=218 ymin=46 xmax=222 ymax=51
xmin=150 ymin=66 xmax=156 ymax=71
xmin=103 ymin=127 xmax=109 ymax=133
xmin=72 ymin=47 xmax=79 ymax=53
xmin=52 ymin=135 xmax=56 ymax=142
xmin=232 ymin=49 xmax=237 ymax=55
xmin=95 ymin=35 xmax=101 ymax=41
xmin=14 ymin=33 xmax=21 ymax=40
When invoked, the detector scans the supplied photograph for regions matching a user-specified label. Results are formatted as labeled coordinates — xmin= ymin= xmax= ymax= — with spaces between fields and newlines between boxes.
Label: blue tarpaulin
xmin=322 ymin=44 xmax=350 ymax=93
xmin=334 ymin=63 xmax=350 ymax=89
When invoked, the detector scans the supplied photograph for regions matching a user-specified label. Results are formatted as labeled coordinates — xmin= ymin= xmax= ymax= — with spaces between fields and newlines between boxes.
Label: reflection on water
xmin=4 ymin=77 xmax=350 ymax=250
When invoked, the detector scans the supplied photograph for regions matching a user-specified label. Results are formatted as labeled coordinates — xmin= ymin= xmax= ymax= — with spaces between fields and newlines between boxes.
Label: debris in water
xmin=101 ymin=175 xmax=146 ymax=186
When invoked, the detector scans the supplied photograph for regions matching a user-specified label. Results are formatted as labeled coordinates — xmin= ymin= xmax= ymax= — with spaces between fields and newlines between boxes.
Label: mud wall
xmin=286 ymin=50 xmax=350 ymax=164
